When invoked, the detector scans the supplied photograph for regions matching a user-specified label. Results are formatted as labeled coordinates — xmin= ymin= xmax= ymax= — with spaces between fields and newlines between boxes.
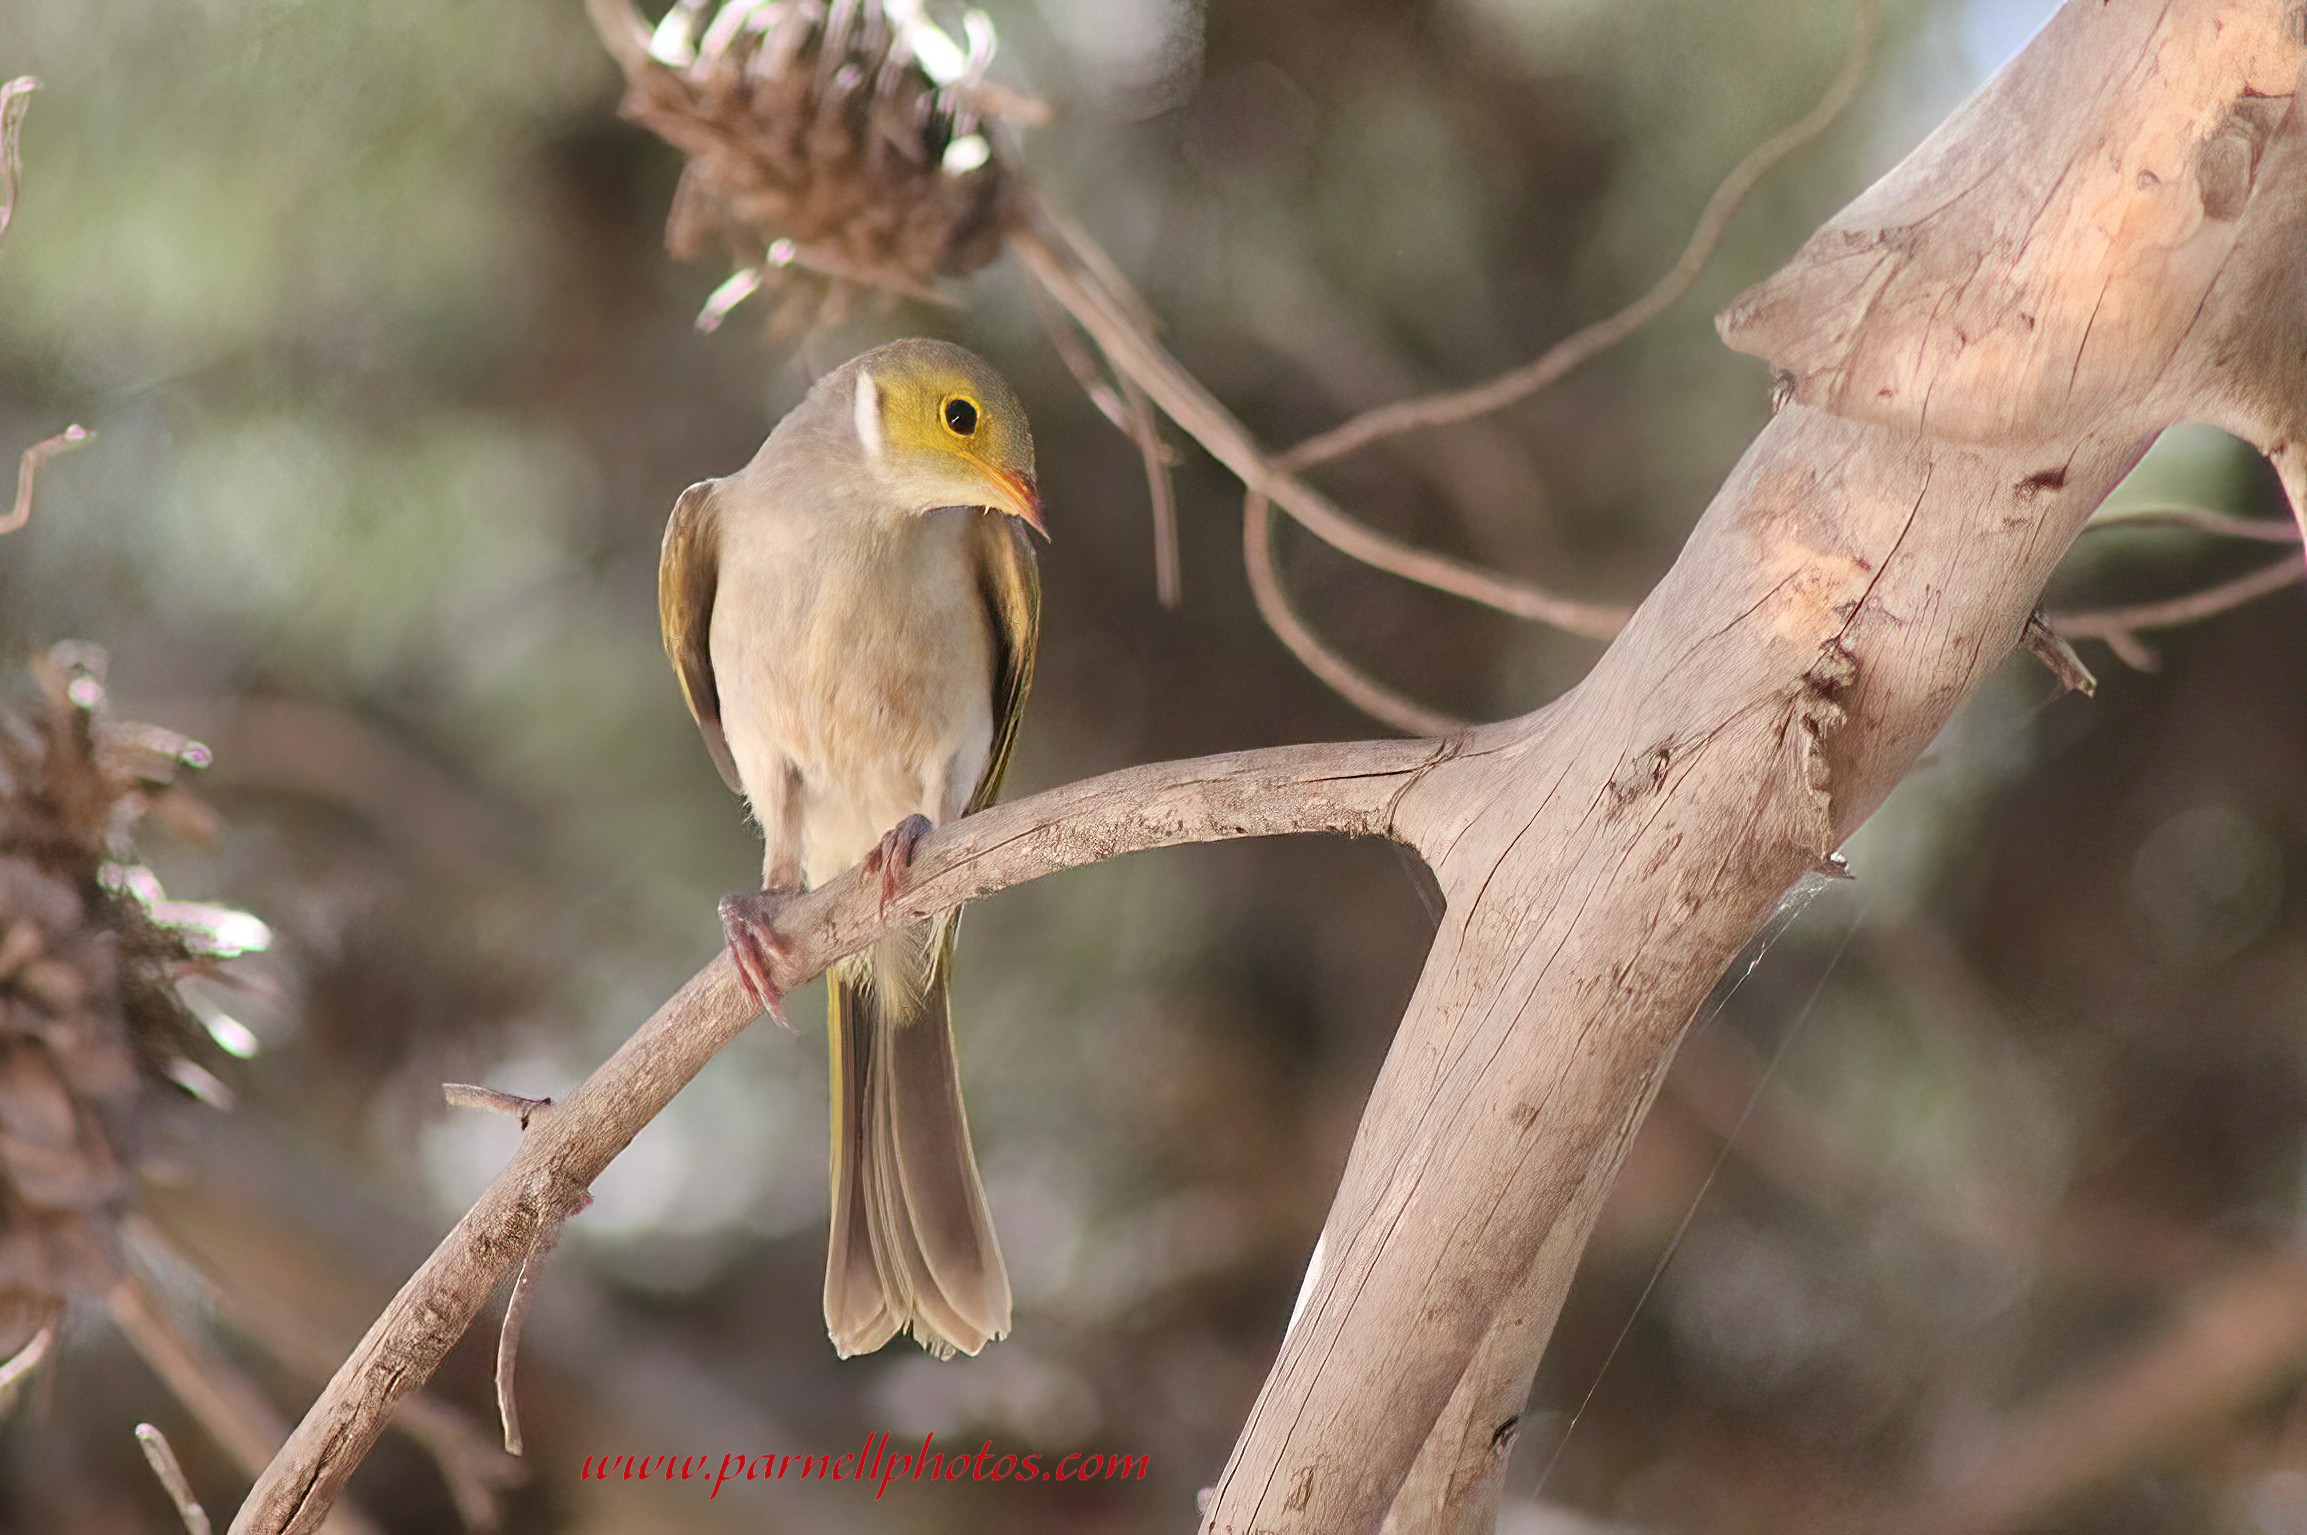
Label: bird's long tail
xmin=823 ymin=928 xmax=1011 ymax=1358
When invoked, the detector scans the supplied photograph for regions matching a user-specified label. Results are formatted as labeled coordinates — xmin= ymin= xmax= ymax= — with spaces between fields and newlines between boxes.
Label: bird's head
xmin=845 ymin=339 xmax=1043 ymax=535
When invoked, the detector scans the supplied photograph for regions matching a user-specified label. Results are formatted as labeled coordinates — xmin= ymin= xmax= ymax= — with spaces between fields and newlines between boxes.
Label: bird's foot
xmin=862 ymin=814 xmax=933 ymax=920
xmin=720 ymin=885 xmax=803 ymax=1028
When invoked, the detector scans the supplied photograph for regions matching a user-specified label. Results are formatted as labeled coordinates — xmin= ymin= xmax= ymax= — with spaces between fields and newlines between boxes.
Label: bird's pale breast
xmin=710 ymin=495 xmax=995 ymax=887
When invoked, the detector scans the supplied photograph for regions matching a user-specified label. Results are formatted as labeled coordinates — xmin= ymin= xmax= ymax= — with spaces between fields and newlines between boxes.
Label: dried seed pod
xmin=0 ymin=646 xmax=257 ymax=1364
xmin=594 ymin=0 xmax=1039 ymax=329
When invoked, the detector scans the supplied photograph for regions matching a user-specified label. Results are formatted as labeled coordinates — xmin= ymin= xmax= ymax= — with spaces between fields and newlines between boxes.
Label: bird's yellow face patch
xmin=856 ymin=340 xmax=1043 ymax=534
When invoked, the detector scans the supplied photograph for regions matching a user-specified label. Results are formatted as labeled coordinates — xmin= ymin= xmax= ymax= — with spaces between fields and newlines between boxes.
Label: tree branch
xmin=227 ymin=736 xmax=1446 ymax=1534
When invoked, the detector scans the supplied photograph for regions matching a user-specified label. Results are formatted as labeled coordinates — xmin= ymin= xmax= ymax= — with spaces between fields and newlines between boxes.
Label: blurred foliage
xmin=2 ymin=0 xmax=2305 ymax=1532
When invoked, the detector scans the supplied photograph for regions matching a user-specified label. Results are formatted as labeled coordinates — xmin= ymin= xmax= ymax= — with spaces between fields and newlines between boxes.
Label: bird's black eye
xmin=942 ymin=396 xmax=979 ymax=436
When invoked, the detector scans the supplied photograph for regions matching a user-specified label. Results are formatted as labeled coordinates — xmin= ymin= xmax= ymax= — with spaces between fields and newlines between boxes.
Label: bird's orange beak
xmin=985 ymin=466 xmax=1046 ymax=537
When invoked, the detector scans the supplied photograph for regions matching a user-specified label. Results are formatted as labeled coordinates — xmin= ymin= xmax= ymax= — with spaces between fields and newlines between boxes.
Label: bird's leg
xmin=861 ymin=814 xmax=933 ymax=919
xmin=719 ymin=886 xmax=804 ymax=1028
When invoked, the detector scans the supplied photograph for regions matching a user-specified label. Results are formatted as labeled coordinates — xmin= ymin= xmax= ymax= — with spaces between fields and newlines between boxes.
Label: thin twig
xmin=394 ymin=1395 xmax=522 ymax=1532
xmin=1027 ymin=278 xmax=1133 ymax=433
xmin=1277 ymin=0 xmax=1879 ymax=475
xmin=135 ymin=1210 xmax=521 ymax=1533
xmin=1244 ymin=490 xmax=1469 ymax=737
xmin=0 ymin=1322 xmax=52 ymax=1409
xmin=2046 ymin=554 xmax=2305 ymax=670
xmin=0 ymin=76 xmax=37 ymax=250
xmin=109 ymin=1276 xmax=384 ymax=1535
xmin=3 ymin=424 xmax=93 ymax=535
xmin=495 ymin=1208 xmax=570 ymax=1456
xmin=2082 ymin=503 xmax=2304 ymax=542
xmin=1123 ymin=373 xmax=1182 ymax=607
xmin=137 ymin=1423 xmax=214 ymax=1535
xmin=1028 ymin=256 xmax=1181 ymax=602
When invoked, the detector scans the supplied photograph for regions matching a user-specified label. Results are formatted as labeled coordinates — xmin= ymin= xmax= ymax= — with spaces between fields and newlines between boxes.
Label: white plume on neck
xmin=853 ymin=368 xmax=885 ymax=461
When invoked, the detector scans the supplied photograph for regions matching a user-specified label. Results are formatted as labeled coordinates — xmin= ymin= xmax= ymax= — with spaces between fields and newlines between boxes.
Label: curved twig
xmin=1123 ymin=371 xmax=1182 ymax=608
xmin=1277 ymin=0 xmax=1878 ymax=476
xmin=110 ymin=1274 xmax=383 ymax=1535
xmin=1244 ymin=490 xmax=1470 ymax=737
xmin=3 ymin=424 xmax=92 ymax=535
xmin=0 ymin=1323 xmax=52 ymax=1412
xmin=228 ymin=735 xmax=1447 ymax=1535
xmin=2046 ymin=555 xmax=2305 ymax=670
xmin=494 ymin=1210 xmax=569 ymax=1457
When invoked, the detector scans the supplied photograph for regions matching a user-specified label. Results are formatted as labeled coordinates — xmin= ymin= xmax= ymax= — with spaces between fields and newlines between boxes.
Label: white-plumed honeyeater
xmin=659 ymin=338 xmax=1042 ymax=1358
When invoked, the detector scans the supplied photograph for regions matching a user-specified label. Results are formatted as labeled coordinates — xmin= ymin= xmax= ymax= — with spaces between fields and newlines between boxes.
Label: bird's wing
xmin=964 ymin=512 xmax=1040 ymax=816
xmin=659 ymin=478 xmax=742 ymax=792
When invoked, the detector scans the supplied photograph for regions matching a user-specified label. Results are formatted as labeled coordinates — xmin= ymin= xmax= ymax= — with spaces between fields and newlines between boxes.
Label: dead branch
xmin=227 ymin=737 xmax=1444 ymax=1534
xmin=443 ymin=1083 xmax=552 ymax=1126
xmin=138 ymin=1423 xmax=214 ymax=1535
xmin=2022 ymin=612 xmax=2099 ymax=695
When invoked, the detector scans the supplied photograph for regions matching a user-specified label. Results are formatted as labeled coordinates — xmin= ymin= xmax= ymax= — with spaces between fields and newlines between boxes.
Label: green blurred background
xmin=4 ymin=0 xmax=2306 ymax=1530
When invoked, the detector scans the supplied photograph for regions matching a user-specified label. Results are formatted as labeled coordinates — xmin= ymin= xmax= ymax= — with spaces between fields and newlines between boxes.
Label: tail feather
xmin=824 ymin=936 xmax=1010 ymax=1358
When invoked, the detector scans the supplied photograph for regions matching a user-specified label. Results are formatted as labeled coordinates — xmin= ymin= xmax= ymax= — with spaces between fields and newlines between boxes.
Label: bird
xmin=657 ymin=338 xmax=1042 ymax=1358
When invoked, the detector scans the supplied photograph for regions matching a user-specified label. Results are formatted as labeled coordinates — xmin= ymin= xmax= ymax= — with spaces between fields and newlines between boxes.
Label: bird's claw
xmin=720 ymin=886 xmax=802 ymax=1028
xmin=862 ymin=814 xmax=932 ymax=920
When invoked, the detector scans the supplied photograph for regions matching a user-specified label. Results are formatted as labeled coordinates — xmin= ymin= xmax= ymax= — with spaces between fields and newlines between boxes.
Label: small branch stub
xmin=444 ymin=1083 xmax=553 ymax=1129
xmin=2022 ymin=611 xmax=2098 ymax=695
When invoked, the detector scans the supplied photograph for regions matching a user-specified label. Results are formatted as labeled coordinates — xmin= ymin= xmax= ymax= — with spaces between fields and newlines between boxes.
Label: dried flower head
xmin=0 ymin=646 xmax=261 ymax=1369
xmin=592 ymin=0 xmax=1040 ymax=331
